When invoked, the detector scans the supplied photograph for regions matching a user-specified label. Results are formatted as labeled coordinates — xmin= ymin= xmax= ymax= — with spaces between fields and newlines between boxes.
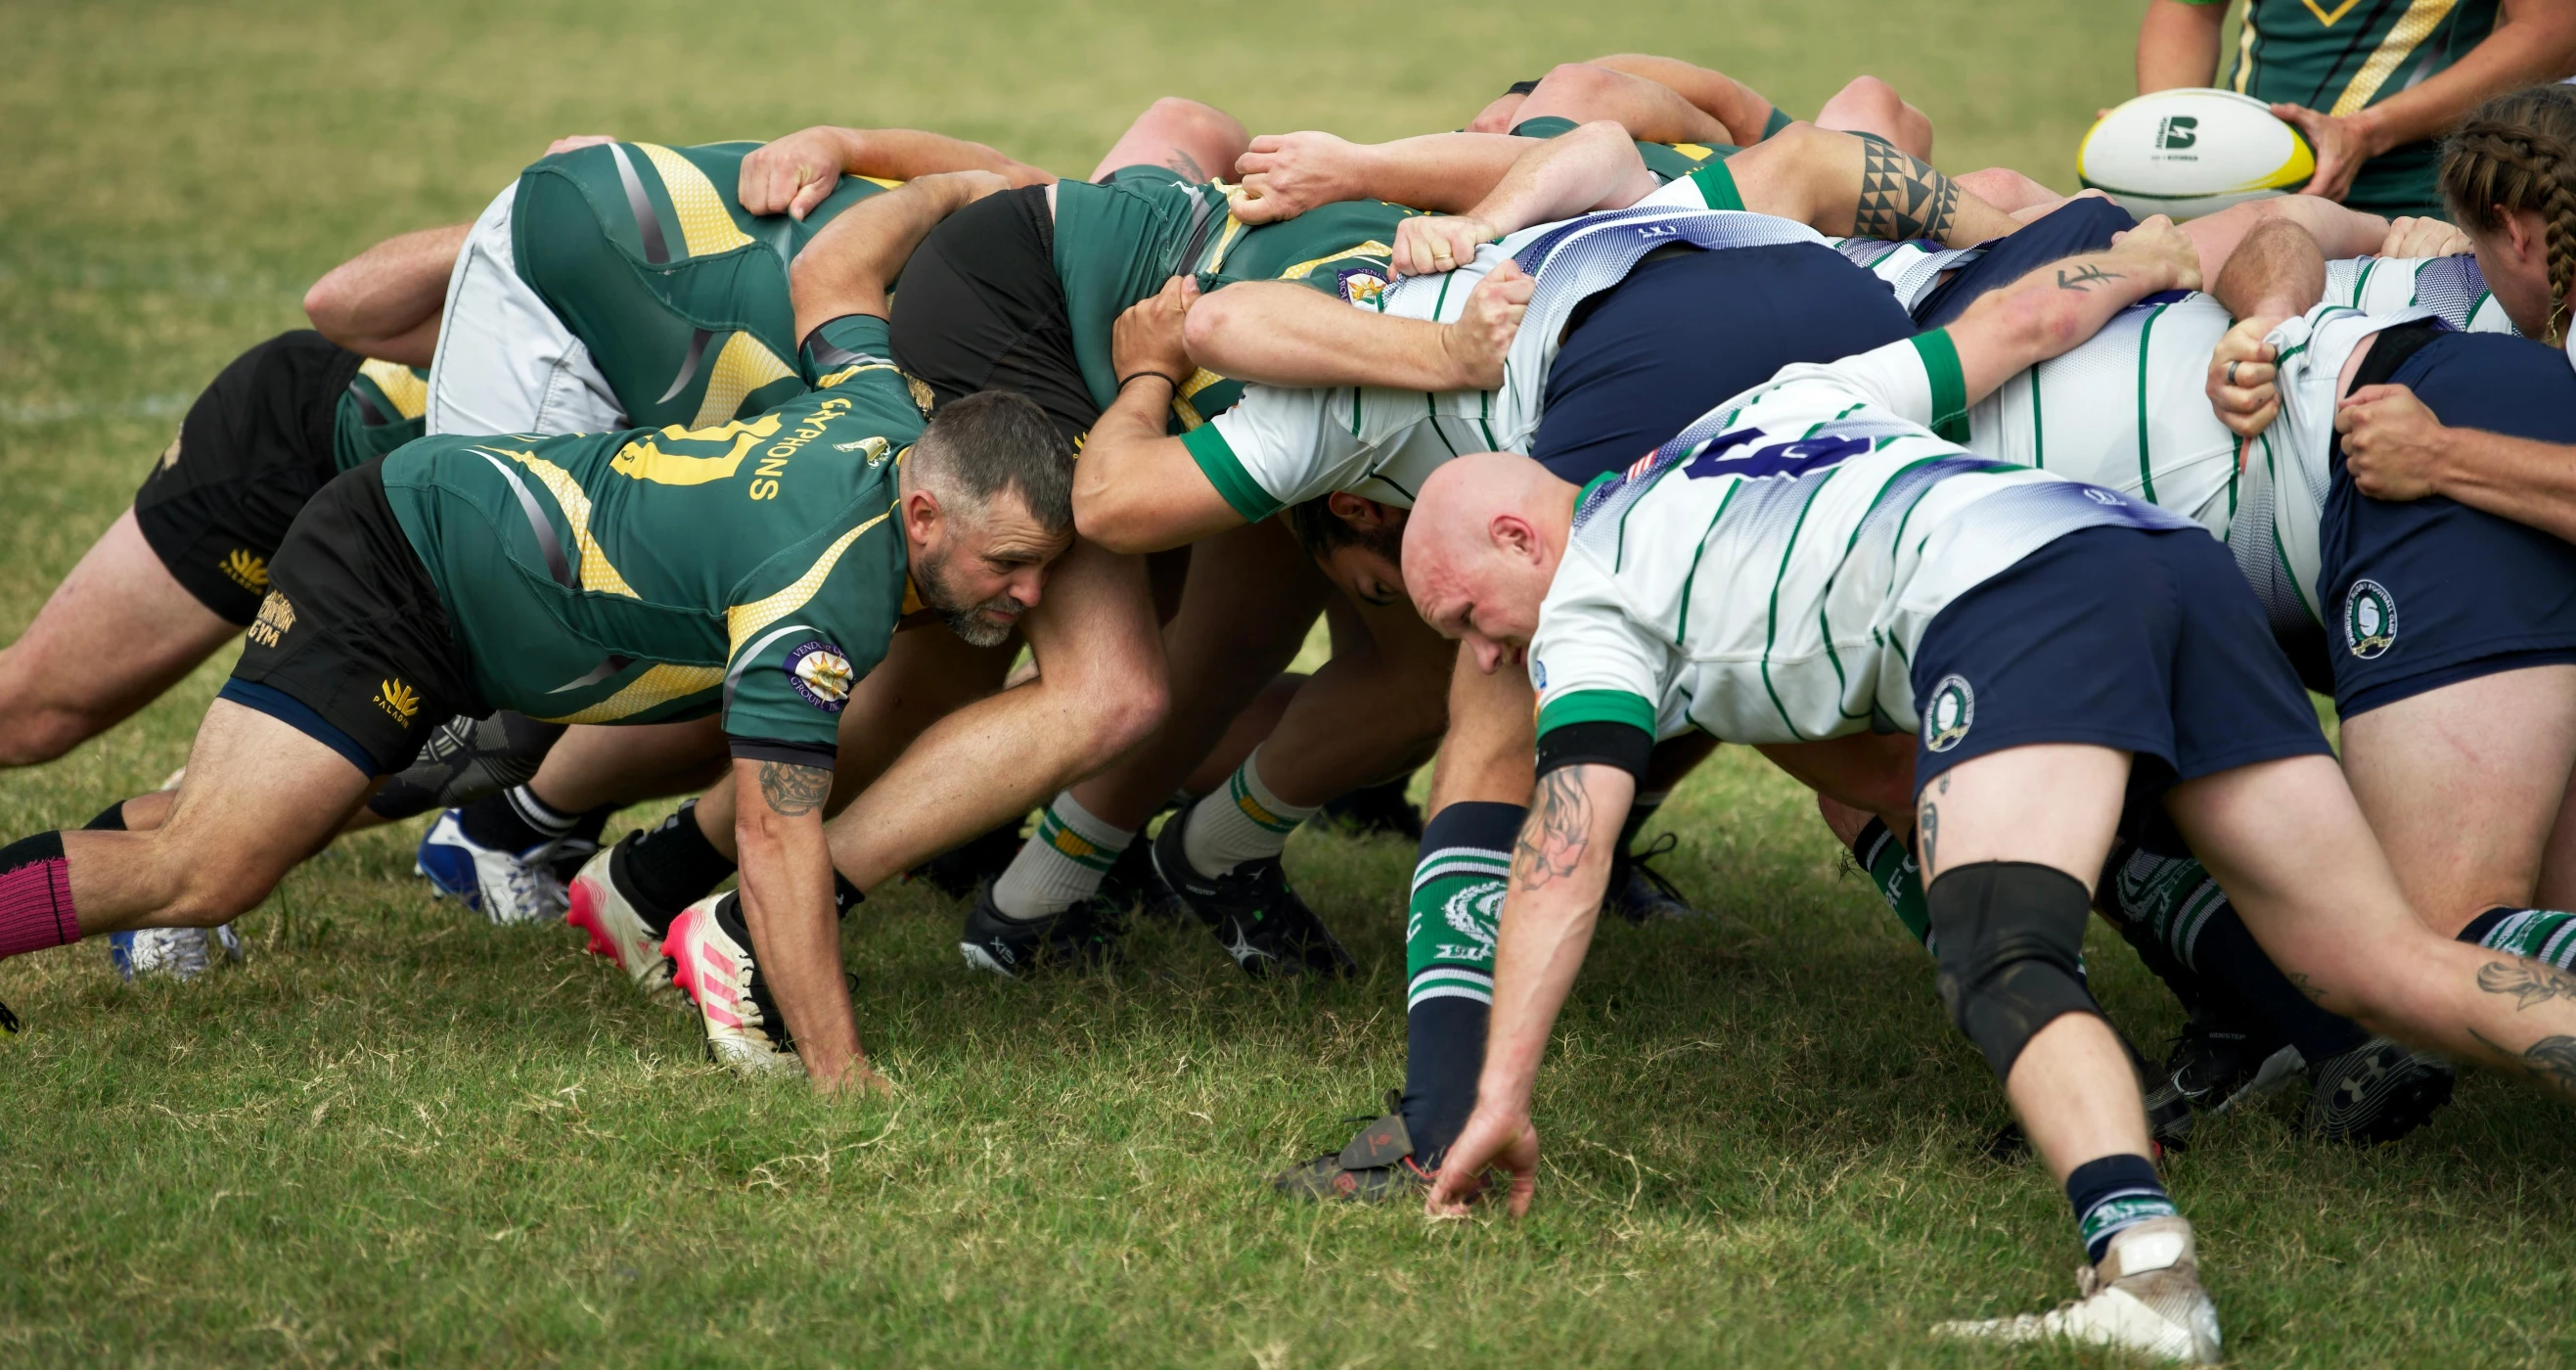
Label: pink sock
xmin=0 ymin=833 xmax=79 ymax=958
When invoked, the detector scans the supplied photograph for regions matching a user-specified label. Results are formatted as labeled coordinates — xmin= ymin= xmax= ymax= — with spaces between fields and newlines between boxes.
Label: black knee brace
xmin=1928 ymin=861 xmax=2102 ymax=1079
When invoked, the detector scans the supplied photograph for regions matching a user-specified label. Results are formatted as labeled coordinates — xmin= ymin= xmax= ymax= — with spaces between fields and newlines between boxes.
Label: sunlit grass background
xmin=3 ymin=1 xmax=2570 ymax=1364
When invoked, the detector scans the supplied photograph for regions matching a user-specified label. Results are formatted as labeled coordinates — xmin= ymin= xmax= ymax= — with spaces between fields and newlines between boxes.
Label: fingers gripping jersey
xmin=2324 ymin=254 xmax=2514 ymax=335
xmin=511 ymin=141 xmax=902 ymax=433
xmin=1526 ymin=333 xmax=2196 ymax=747
xmin=2228 ymin=304 xmax=2440 ymax=636
xmin=380 ymin=317 xmax=922 ymax=756
xmin=1966 ymin=291 xmax=2239 ymax=533
xmin=1183 ymin=192 xmax=1830 ymax=520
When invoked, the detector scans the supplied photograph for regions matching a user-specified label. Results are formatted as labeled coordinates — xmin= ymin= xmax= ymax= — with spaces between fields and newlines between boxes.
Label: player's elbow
xmin=1180 ymin=290 xmax=1242 ymax=371
xmin=301 ymin=271 xmax=361 ymax=346
xmin=1070 ymin=483 xmax=1153 ymax=556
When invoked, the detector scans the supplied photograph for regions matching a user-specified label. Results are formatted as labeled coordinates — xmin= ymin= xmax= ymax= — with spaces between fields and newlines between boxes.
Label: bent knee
xmin=1140 ymin=96 xmax=1245 ymax=146
xmin=0 ymin=706 xmax=105 ymax=768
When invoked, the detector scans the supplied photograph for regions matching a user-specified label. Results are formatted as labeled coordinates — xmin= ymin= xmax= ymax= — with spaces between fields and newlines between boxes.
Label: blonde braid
xmin=2440 ymin=86 xmax=2576 ymax=343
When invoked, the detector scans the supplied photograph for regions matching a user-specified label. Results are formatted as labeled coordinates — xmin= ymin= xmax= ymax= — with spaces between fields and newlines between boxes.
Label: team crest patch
xmin=1335 ymin=267 xmax=1389 ymax=306
xmin=247 ymin=591 xmax=295 ymax=648
xmin=2344 ymin=579 xmax=2397 ymax=660
xmin=1922 ymin=673 xmax=1975 ymax=753
xmin=1439 ymin=883 xmax=1503 ymax=963
xmin=785 ymin=639 xmax=855 ymax=712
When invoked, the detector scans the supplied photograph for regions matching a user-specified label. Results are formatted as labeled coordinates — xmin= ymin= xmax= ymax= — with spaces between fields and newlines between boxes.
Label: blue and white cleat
xmin=109 ymin=925 xmax=245 ymax=982
xmin=416 ymin=809 xmax=568 ymax=925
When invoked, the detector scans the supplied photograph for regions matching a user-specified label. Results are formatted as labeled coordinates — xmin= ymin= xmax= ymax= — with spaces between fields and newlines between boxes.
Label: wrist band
xmin=1117 ymin=371 xmax=1182 ymax=391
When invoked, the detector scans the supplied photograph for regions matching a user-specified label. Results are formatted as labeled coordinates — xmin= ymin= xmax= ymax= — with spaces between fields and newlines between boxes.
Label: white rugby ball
xmin=2079 ymin=88 xmax=2314 ymax=220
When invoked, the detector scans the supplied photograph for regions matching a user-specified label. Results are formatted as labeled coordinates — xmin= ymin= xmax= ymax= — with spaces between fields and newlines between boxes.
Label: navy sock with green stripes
xmin=2066 ymin=1153 xmax=2178 ymax=1264
xmin=2109 ymin=845 xmax=2366 ymax=1062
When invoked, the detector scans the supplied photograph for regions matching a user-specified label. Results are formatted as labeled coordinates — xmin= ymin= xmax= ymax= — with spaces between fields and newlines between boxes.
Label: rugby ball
xmin=2079 ymin=88 xmax=2314 ymax=220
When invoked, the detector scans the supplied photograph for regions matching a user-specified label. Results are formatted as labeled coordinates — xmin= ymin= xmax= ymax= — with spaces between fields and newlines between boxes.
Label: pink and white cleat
xmin=565 ymin=840 xmax=675 ymax=997
xmin=662 ymin=894 xmax=802 ymax=1077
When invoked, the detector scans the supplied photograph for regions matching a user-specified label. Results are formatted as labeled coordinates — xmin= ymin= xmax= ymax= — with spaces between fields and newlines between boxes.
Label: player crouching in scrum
xmin=0 ymin=173 xmax=1072 ymax=1095
xmin=1401 ymin=221 xmax=2576 ymax=1363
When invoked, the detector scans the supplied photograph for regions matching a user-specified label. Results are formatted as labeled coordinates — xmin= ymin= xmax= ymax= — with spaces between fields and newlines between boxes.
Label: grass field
xmin=4 ymin=1 xmax=2574 ymax=1364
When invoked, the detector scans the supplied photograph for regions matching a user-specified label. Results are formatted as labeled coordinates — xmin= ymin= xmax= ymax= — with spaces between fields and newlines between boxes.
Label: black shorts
xmin=1909 ymin=197 xmax=2138 ymax=330
xmin=223 ymin=460 xmax=481 ymax=776
xmin=885 ymin=185 xmax=1095 ymax=443
xmin=1531 ymin=242 xmax=1915 ymax=482
xmin=2324 ymin=327 xmax=2576 ymax=716
xmin=1910 ymin=525 xmax=2331 ymax=855
xmin=134 ymin=330 xmax=362 ymax=624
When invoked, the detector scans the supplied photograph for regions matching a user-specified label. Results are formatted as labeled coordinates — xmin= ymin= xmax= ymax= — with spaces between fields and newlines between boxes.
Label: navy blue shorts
xmin=1530 ymin=241 xmax=1914 ymax=483
xmin=1910 ymin=526 xmax=2330 ymax=853
xmin=1909 ymin=197 xmax=2137 ymax=330
xmin=2324 ymin=331 xmax=2576 ymax=716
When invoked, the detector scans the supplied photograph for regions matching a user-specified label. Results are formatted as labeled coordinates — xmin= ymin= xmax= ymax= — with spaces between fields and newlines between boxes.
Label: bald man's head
xmin=1404 ymin=451 xmax=1580 ymax=674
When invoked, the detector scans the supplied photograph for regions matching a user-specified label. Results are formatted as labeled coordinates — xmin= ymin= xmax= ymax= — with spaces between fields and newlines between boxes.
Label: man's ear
xmin=902 ymin=486 xmax=943 ymax=545
xmin=1488 ymin=511 xmax=1541 ymax=564
xmin=1328 ymin=491 xmax=1398 ymax=532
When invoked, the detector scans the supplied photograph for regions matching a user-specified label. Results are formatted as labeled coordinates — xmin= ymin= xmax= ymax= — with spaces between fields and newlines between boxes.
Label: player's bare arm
xmin=1424 ymin=760 xmax=1635 ymax=1218
xmin=2203 ymin=216 xmax=2332 ymax=436
xmin=302 ymin=222 xmax=469 ymax=367
xmin=732 ymin=755 xmax=884 ymax=1095
xmin=790 ymin=170 xmax=1010 ymax=341
xmin=742 ymin=125 xmax=1052 ymax=220
xmin=1939 ymin=215 xmax=2203 ymax=400
xmin=1180 ymin=263 xmax=1530 ymax=395
xmin=1069 ymin=277 xmax=1240 ymax=554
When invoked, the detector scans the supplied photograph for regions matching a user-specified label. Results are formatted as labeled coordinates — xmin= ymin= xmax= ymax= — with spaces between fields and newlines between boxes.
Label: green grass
xmin=3 ymin=1 xmax=2573 ymax=1364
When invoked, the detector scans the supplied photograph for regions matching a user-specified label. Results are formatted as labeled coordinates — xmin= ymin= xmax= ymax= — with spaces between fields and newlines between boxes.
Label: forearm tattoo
xmin=2470 ymin=1026 xmax=2576 ymax=1094
xmin=1856 ymin=138 xmax=1962 ymax=243
xmin=2478 ymin=958 xmax=2576 ymax=1011
xmin=1514 ymin=767 xmax=1595 ymax=889
xmin=2055 ymin=262 xmax=2124 ymax=292
xmin=756 ymin=761 xmax=833 ymax=818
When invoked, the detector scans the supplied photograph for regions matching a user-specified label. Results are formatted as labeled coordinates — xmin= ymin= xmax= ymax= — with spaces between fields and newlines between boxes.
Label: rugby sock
xmin=2459 ymin=907 xmax=2576 ymax=969
xmin=618 ymin=801 xmax=737 ymax=935
xmin=2111 ymin=846 xmax=2366 ymax=1062
xmin=1401 ymin=801 xmax=1521 ymax=1167
xmin=1849 ymin=816 xmax=1932 ymax=949
xmin=565 ymin=802 xmax=613 ymax=852
xmin=81 ymin=802 xmax=127 ymax=832
xmin=458 ymin=785 xmax=579 ymax=855
xmin=991 ymin=791 xmax=1135 ymax=920
xmin=0 ymin=833 xmax=79 ymax=958
xmin=2066 ymin=1153 xmax=2178 ymax=1265
xmin=1182 ymin=748 xmax=1318 ymax=878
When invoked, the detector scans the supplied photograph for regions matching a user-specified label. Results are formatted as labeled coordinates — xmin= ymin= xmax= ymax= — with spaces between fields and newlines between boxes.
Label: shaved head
xmin=1405 ymin=451 xmax=1580 ymax=673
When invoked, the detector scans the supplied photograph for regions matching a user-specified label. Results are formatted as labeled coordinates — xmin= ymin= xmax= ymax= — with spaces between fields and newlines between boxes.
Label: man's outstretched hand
xmin=1424 ymin=1105 xmax=1540 ymax=1218
xmin=1440 ymin=259 xmax=1533 ymax=391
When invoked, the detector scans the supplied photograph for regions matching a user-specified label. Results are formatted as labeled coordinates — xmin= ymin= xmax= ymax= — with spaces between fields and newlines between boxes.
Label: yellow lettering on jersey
xmin=609 ymin=413 xmax=785 ymax=485
xmin=744 ymin=396 xmax=852 ymax=498
xmin=1669 ymin=142 xmax=1713 ymax=161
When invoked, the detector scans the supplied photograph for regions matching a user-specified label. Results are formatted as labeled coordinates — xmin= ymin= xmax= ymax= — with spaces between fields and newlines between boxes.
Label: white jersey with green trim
xmin=2228 ymin=303 xmax=2438 ymax=637
xmin=1525 ymin=333 xmax=2197 ymax=747
xmin=1182 ymin=190 xmax=1829 ymax=522
xmin=1965 ymin=290 xmax=2239 ymax=534
xmin=2324 ymin=254 xmax=2513 ymax=334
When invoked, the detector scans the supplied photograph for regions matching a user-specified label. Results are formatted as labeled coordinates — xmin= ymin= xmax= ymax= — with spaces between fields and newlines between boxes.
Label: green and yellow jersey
xmin=379 ymin=316 xmax=921 ymax=760
xmin=2190 ymin=0 xmax=2503 ymax=216
xmin=334 ymin=358 xmax=431 ymax=472
xmin=511 ymin=140 xmax=903 ymax=434
xmin=1506 ymin=114 xmax=1742 ymax=182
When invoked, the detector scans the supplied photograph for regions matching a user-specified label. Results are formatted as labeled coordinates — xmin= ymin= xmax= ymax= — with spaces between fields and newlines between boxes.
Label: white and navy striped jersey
xmin=2228 ymin=303 xmax=2437 ymax=637
xmin=1526 ymin=333 xmax=2197 ymax=747
xmin=1965 ymin=290 xmax=2239 ymax=535
xmin=2325 ymin=254 xmax=2513 ymax=334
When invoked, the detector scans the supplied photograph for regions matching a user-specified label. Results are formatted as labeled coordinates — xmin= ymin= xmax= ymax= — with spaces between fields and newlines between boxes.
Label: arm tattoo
xmin=2478 ymin=958 xmax=2576 ymax=1010
xmin=756 ymin=761 xmax=833 ymax=817
xmin=2469 ymin=1026 xmax=2576 ymax=1094
xmin=1855 ymin=138 xmax=1962 ymax=243
xmin=1514 ymin=767 xmax=1595 ymax=889
xmin=2054 ymin=263 xmax=2124 ymax=291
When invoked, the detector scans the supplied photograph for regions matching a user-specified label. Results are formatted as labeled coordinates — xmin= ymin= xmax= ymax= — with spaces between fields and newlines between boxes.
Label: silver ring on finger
xmin=2226 ymin=360 xmax=2240 ymax=387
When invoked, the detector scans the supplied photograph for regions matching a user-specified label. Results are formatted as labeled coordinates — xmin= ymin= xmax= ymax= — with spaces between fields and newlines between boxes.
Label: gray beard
xmin=915 ymin=545 xmax=1023 ymax=648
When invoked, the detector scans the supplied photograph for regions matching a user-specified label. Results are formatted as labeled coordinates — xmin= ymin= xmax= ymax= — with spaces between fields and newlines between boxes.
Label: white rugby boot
xmin=663 ymin=894 xmax=802 ymax=1077
xmin=1935 ymin=1216 xmax=2222 ymax=1363
xmin=563 ymin=838 xmax=676 ymax=997
xmin=416 ymin=808 xmax=566 ymax=925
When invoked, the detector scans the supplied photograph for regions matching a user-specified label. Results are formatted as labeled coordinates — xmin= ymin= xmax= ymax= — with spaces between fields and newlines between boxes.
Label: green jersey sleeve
xmin=332 ymin=359 xmax=431 ymax=472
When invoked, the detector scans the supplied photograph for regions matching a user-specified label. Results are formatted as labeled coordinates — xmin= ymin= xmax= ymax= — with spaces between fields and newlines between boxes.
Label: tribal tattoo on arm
xmin=1855 ymin=138 xmax=1963 ymax=243
xmin=755 ymin=761 xmax=834 ymax=818
xmin=1514 ymin=766 xmax=1596 ymax=889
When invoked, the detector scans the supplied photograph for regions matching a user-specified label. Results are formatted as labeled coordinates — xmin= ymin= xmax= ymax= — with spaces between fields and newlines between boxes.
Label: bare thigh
xmin=0 ymin=508 xmax=240 ymax=766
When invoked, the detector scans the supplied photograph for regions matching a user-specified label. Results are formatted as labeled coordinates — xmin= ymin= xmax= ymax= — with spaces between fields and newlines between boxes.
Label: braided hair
xmin=2440 ymin=85 xmax=2576 ymax=344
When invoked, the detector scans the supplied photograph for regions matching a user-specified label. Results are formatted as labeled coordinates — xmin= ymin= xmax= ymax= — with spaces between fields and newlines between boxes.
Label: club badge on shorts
xmin=785 ymin=640 xmax=854 ymax=712
xmin=1922 ymin=674 xmax=1975 ymax=753
xmin=2344 ymin=579 xmax=2398 ymax=660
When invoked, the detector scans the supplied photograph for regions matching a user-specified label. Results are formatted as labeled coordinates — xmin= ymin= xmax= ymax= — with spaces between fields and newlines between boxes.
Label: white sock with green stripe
xmin=1181 ymin=748 xmax=1316 ymax=878
xmin=990 ymin=792 xmax=1134 ymax=921
xmin=2461 ymin=906 xmax=2576 ymax=969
